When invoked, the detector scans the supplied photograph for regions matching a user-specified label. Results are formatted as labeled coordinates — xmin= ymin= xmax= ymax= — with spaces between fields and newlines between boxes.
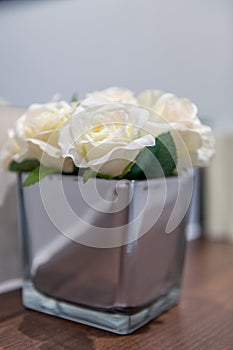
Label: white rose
xmin=59 ymin=103 xmax=155 ymax=177
xmin=0 ymin=129 xmax=21 ymax=171
xmin=86 ymin=87 xmax=137 ymax=104
xmin=138 ymin=90 xmax=214 ymax=168
xmin=73 ymin=96 xmax=111 ymax=114
xmin=11 ymin=101 xmax=74 ymax=171
xmin=74 ymin=87 xmax=137 ymax=115
xmin=137 ymin=90 xmax=198 ymax=122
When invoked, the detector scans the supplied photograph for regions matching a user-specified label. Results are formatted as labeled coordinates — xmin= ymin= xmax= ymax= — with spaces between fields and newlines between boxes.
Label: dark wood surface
xmin=0 ymin=238 xmax=233 ymax=350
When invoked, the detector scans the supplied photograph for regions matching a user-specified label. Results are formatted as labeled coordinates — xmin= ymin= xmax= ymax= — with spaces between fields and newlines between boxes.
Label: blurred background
xmin=0 ymin=0 xmax=232 ymax=291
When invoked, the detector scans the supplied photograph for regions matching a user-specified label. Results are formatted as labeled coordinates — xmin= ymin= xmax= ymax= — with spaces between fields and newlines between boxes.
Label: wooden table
xmin=0 ymin=238 xmax=233 ymax=349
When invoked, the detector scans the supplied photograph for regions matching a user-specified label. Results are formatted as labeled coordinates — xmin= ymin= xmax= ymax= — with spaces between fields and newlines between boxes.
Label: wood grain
xmin=0 ymin=239 xmax=233 ymax=350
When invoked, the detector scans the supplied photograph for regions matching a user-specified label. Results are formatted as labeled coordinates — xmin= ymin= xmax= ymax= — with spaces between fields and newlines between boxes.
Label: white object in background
xmin=0 ymin=97 xmax=9 ymax=106
xmin=0 ymin=106 xmax=25 ymax=206
xmin=185 ymin=168 xmax=202 ymax=241
xmin=204 ymin=128 xmax=233 ymax=242
xmin=0 ymin=278 xmax=22 ymax=294
xmin=0 ymin=106 xmax=25 ymax=285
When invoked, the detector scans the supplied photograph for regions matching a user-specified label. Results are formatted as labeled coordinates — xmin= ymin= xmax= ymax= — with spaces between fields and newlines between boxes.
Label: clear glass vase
xmin=17 ymin=171 xmax=192 ymax=334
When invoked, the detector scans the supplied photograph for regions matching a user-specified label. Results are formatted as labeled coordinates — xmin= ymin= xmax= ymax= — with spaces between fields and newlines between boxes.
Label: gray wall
xmin=0 ymin=0 xmax=232 ymax=119
xmin=0 ymin=0 xmax=232 ymax=289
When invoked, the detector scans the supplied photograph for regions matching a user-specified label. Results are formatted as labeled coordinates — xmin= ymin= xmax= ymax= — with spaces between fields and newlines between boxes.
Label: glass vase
xmin=17 ymin=171 xmax=192 ymax=334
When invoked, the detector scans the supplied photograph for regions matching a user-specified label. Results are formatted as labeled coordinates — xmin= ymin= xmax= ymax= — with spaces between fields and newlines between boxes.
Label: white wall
xmin=0 ymin=0 xmax=232 ymax=120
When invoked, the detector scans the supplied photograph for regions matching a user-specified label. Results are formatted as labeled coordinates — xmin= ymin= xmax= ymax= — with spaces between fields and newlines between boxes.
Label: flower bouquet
xmin=1 ymin=87 xmax=214 ymax=334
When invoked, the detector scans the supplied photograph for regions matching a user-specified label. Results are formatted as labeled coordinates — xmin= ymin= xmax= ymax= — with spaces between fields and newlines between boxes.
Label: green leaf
xmin=9 ymin=159 xmax=40 ymax=172
xmin=71 ymin=93 xmax=78 ymax=103
xmin=22 ymin=166 xmax=58 ymax=187
xmin=82 ymin=168 xmax=96 ymax=183
xmin=125 ymin=132 xmax=177 ymax=180
xmin=153 ymin=132 xmax=177 ymax=176
xmin=117 ymin=161 xmax=134 ymax=180
xmin=82 ymin=168 xmax=115 ymax=183
xmin=96 ymin=172 xmax=114 ymax=180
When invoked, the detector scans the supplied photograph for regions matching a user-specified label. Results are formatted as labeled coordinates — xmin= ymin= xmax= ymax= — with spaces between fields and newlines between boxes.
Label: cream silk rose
xmin=137 ymin=90 xmax=214 ymax=168
xmin=1 ymin=87 xmax=214 ymax=187
xmin=75 ymin=87 xmax=138 ymax=117
xmin=59 ymin=103 xmax=155 ymax=177
xmin=86 ymin=87 xmax=137 ymax=104
xmin=3 ymin=101 xmax=74 ymax=172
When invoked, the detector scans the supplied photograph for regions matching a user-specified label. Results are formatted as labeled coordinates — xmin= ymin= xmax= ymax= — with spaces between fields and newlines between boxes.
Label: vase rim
xmin=20 ymin=168 xmax=193 ymax=187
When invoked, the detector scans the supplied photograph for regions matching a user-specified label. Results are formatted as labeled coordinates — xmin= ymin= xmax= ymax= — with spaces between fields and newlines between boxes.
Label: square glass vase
xmin=17 ymin=171 xmax=192 ymax=335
